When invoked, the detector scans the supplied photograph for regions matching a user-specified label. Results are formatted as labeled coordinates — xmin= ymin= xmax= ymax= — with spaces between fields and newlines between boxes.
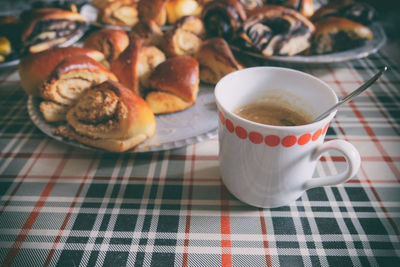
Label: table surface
xmin=1 ymin=16 xmax=400 ymax=267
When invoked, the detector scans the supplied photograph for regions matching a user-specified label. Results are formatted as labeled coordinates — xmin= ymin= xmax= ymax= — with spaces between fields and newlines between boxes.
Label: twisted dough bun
xmin=55 ymin=80 xmax=156 ymax=152
xmin=162 ymin=16 xmax=205 ymax=57
xmin=240 ymin=5 xmax=315 ymax=56
xmin=138 ymin=0 xmax=167 ymax=26
xmin=19 ymin=47 xmax=105 ymax=96
xmin=83 ymin=28 xmax=130 ymax=63
xmin=111 ymin=39 xmax=166 ymax=94
xmin=195 ymin=37 xmax=243 ymax=84
xmin=145 ymin=55 xmax=199 ymax=114
xmin=98 ymin=0 xmax=139 ymax=27
xmin=39 ymin=55 xmax=118 ymax=122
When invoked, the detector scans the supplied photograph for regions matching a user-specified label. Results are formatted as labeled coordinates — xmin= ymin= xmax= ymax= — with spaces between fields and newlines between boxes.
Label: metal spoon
xmin=312 ymin=66 xmax=388 ymax=123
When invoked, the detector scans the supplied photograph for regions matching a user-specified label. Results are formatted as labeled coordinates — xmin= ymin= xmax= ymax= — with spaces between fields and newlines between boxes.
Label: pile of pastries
xmin=18 ymin=11 xmax=244 ymax=152
xmin=91 ymin=0 xmax=376 ymax=56
xmin=0 ymin=1 xmax=88 ymax=63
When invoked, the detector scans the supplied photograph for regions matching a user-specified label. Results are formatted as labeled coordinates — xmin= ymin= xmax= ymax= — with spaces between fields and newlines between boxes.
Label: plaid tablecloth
xmin=1 ymin=44 xmax=400 ymax=266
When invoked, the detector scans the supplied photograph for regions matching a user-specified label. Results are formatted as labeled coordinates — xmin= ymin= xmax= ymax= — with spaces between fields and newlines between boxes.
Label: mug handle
xmin=303 ymin=140 xmax=361 ymax=190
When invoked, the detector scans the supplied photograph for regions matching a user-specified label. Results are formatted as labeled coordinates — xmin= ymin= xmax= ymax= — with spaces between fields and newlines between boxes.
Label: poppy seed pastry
xmin=201 ymin=0 xmax=247 ymax=40
xmin=19 ymin=8 xmax=88 ymax=54
xmin=55 ymin=80 xmax=156 ymax=152
xmin=19 ymin=47 xmax=106 ymax=96
xmin=239 ymin=5 xmax=315 ymax=56
xmin=39 ymin=55 xmax=118 ymax=122
xmin=145 ymin=55 xmax=199 ymax=114
xmin=195 ymin=37 xmax=243 ymax=84
xmin=311 ymin=16 xmax=373 ymax=54
xmin=83 ymin=28 xmax=130 ymax=63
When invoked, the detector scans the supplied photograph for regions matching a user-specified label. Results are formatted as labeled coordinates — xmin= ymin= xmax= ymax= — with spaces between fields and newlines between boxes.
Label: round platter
xmin=231 ymin=22 xmax=387 ymax=64
xmin=27 ymin=84 xmax=218 ymax=153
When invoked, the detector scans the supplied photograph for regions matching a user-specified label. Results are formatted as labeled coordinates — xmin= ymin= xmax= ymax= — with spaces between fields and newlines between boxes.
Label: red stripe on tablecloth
xmin=220 ymin=187 xmax=232 ymax=267
xmin=1 ymin=150 xmax=71 ymax=267
xmin=326 ymin=66 xmax=400 ymax=182
xmin=259 ymin=210 xmax=272 ymax=267
xmin=43 ymin=156 xmax=98 ymax=267
xmin=0 ymin=140 xmax=49 ymax=216
xmin=182 ymin=146 xmax=196 ymax=267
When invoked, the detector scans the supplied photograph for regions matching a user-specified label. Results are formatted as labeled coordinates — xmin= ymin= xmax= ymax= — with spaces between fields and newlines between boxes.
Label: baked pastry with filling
xmin=311 ymin=16 xmax=373 ymax=54
xmin=19 ymin=47 xmax=105 ymax=96
xmin=145 ymin=55 xmax=199 ymax=114
xmin=195 ymin=37 xmax=243 ymax=84
xmin=39 ymin=55 xmax=118 ymax=122
xmin=138 ymin=0 xmax=167 ymax=26
xmin=162 ymin=16 xmax=205 ymax=56
xmin=97 ymin=0 xmax=139 ymax=27
xmin=19 ymin=8 xmax=88 ymax=53
xmin=130 ymin=20 xmax=163 ymax=46
xmin=83 ymin=28 xmax=129 ymax=64
xmin=165 ymin=0 xmax=202 ymax=24
xmin=311 ymin=0 xmax=375 ymax=25
xmin=111 ymin=38 xmax=166 ymax=94
xmin=201 ymin=0 xmax=247 ymax=40
xmin=239 ymin=5 xmax=315 ymax=56
xmin=265 ymin=0 xmax=314 ymax=18
xmin=55 ymin=80 xmax=156 ymax=152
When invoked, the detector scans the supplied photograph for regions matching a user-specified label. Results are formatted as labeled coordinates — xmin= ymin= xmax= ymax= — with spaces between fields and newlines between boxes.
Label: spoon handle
xmin=313 ymin=66 xmax=388 ymax=123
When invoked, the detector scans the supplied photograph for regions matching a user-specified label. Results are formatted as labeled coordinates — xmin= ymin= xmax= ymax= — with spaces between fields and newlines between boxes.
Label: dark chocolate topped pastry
xmin=201 ymin=0 xmax=247 ymax=40
xmin=265 ymin=0 xmax=314 ymax=17
xmin=311 ymin=0 xmax=376 ymax=25
xmin=19 ymin=8 xmax=88 ymax=54
xmin=239 ymin=5 xmax=315 ymax=56
xmin=311 ymin=16 xmax=373 ymax=54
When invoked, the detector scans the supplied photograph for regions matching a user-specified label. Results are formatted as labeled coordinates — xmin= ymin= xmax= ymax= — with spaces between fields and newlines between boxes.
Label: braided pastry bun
xmin=239 ymin=5 xmax=315 ymax=56
xmin=83 ymin=28 xmax=129 ymax=63
xmin=97 ymin=0 xmax=139 ymax=27
xmin=55 ymin=80 xmax=156 ymax=152
xmin=145 ymin=55 xmax=199 ymax=114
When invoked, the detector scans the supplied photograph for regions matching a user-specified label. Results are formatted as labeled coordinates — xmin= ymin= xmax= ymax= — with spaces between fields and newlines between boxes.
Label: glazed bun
xmin=145 ymin=55 xmax=199 ymax=114
xmin=18 ymin=47 xmax=105 ymax=96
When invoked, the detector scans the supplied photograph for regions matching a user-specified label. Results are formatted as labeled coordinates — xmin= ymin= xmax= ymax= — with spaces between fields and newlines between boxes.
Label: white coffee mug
xmin=215 ymin=67 xmax=361 ymax=208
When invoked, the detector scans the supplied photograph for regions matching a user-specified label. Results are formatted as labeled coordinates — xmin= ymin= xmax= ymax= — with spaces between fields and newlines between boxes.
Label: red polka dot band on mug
xmin=219 ymin=110 xmax=329 ymax=147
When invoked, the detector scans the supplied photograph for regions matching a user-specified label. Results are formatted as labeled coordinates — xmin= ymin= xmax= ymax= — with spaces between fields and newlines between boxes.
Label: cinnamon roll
xmin=40 ymin=55 xmax=118 ymax=122
xmin=195 ymin=37 xmax=243 ymax=84
xmin=83 ymin=28 xmax=130 ymax=63
xmin=145 ymin=55 xmax=199 ymax=114
xmin=201 ymin=0 xmax=247 ymax=40
xmin=55 ymin=80 xmax=156 ymax=152
xmin=239 ymin=5 xmax=315 ymax=56
xmin=19 ymin=8 xmax=88 ymax=53
xmin=311 ymin=16 xmax=373 ymax=54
